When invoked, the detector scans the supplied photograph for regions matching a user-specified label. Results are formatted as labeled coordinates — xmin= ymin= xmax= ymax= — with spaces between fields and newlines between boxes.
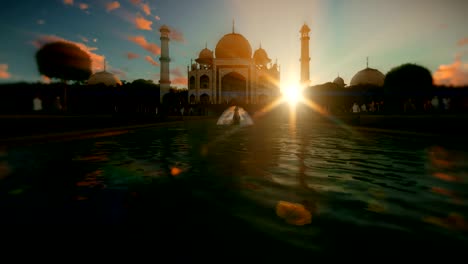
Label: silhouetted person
xmin=54 ymin=96 xmax=63 ymax=113
xmin=233 ymin=106 xmax=240 ymax=125
xmin=351 ymin=102 xmax=360 ymax=125
xmin=33 ymin=95 xmax=42 ymax=113
xmin=431 ymin=96 xmax=439 ymax=113
xmin=361 ymin=103 xmax=367 ymax=112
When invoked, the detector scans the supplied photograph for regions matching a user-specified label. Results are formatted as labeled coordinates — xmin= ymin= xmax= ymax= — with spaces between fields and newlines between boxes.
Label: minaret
xmin=159 ymin=25 xmax=171 ymax=102
xmin=300 ymin=23 xmax=311 ymax=86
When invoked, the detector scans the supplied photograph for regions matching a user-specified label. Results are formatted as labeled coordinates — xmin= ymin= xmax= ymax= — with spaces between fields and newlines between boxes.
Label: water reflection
xmin=1 ymin=117 xmax=468 ymax=253
xmin=276 ymin=200 xmax=312 ymax=226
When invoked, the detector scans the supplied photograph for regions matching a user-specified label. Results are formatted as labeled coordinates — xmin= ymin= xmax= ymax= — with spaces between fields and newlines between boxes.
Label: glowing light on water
xmin=216 ymin=106 xmax=254 ymax=126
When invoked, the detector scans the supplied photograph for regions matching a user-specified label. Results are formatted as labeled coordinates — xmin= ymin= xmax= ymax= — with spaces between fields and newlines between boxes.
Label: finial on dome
xmin=104 ymin=58 xmax=106 ymax=71
xmin=366 ymin=56 xmax=369 ymax=68
xmin=232 ymin=19 xmax=235 ymax=33
xmin=205 ymin=41 xmax=207 ymax=49
xmin=259 ymin=42 xmax=262 ymax=49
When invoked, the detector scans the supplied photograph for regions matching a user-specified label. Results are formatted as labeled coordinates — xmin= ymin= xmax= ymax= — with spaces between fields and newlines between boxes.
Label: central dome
xmin=215 ymin=33 xmax=252 ymax=59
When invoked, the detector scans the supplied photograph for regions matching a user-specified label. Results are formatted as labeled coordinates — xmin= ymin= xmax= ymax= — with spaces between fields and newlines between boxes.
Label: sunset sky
xmin=0 ymin=0 xmax=467 ymax=88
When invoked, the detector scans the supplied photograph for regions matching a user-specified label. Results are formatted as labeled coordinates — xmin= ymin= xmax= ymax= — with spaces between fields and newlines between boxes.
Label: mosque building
xmin=328 ymin=59 xmax=385 ymax=89
xmin=188 ymin=23 xmax=281 ymax=104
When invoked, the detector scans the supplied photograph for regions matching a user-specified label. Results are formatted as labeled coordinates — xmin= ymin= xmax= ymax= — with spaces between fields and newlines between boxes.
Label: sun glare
xmin=282 ymin=84 xmax=302 ymax=105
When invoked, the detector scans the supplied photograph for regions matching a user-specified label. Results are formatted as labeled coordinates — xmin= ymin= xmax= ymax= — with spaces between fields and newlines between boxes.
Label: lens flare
xmin=282 ymin=83 xmax=302 ymax=106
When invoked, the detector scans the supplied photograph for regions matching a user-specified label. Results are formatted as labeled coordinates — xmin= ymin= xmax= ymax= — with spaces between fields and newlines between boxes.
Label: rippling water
xmin=1 ymin=114 xmax=467 ymax=259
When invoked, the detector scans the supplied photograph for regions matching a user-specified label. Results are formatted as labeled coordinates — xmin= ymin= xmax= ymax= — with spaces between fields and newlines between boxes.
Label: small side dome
xmin=253 ymin=46 xmax=271 ymax=66
xmin=88 ymin=71 xmax=122 ymax=86
xmin=196 ymin=48 xmax=214 ymax=65
xmin=350 ymin=67 xmax=385 ymax=86
xmin=333 ymin=76 xmax=345 ymax=87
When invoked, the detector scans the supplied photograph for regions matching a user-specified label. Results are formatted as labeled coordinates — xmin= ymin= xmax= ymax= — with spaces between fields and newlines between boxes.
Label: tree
xmin=384 ymin=63 xmax=433 ymax=112
xmin=36 ymin=41 xmax=92 ymax=82
xmin=35 ymin=41 xmax=92 ymax=112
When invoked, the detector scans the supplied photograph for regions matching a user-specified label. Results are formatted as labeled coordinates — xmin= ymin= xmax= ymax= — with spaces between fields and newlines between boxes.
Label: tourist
xmin=442 ymin=97 xmax=450 ymax=112
xmin=351 ymin=102 xmax=360 ymax=124
xmin=360 ymin=103 xmax=367 ymax=112
xmin=431 ymin=96 xmax=439 ymax=113
xmin=233 ymin=106 xmax=241 ymax=124
xmin=33 ymin=95 xmax=42 ymax=113
xmin=54 ymin=96 xmax=63 ymax=113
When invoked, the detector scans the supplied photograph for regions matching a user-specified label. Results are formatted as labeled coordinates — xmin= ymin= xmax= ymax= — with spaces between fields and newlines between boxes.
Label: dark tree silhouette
xmin=384 ymin=63 xmax=433 ymax=112
xmin=35 ymin=41 xmax=92 ymax=112
xmin=35 ymin=41 xmax=92 ymax=82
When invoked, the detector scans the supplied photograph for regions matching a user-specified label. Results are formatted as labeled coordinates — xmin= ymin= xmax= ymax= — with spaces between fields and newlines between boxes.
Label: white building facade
xmin=188 ymin=28 xmax=280 ymax=104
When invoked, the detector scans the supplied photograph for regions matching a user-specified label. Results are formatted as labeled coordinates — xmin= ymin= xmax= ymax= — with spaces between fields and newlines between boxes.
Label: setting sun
xmin=282 ymin=84 xmax=303 ymax=105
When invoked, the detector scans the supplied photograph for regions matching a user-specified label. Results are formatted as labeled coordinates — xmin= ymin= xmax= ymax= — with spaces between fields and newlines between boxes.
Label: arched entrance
xmin=222 ymin=72 xmax=246 ymax=104
xmin=189 ymin=76 xmax=195 ymax=90
xmin=200 ymin=75 xmax=209 ymax=89
xmin=200 ymin=93 xmax=210 ymax=104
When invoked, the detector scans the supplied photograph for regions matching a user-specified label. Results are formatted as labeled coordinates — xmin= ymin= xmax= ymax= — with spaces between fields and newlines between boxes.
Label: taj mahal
xmin=187 ymin=24 xmax=281 ymax=105
xmin=86 ymin=22 xmax=386 ymax=105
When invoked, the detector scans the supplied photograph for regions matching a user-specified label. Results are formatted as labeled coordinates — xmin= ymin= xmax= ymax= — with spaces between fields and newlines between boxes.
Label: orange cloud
xmin=79 ymin=3 xmax=89 ymax=10
xmin=141 ymin=3 xmax=150 ymax=15
xmin=41 ymin=75 xmax=51 ymax=84
xmin=434 ymin=54 xmax=468 ymax=86
xmin=154 ymin=15 xmax=160 ymax=21
xmin=170 ymin=67 xmax=187 ymax=85
xmin=171 ymin=77 xmax=188 ymax=86
xmin=0 ymin=64 xmax=11 ymax=79
xmin=145 ymin=56 xmax=159 ymax=66
xmin=32 ymin=34 xmax=105 ymax=73
xmin=130 ymin=0 xmax=141 ymax=4
xmin=135 ymin=14 xmax=152 ymax=30
xmin=169 ymin=28 xmax=185 ymax=43
xmin=63 ymin=0 xmax=73 ymax=5
xmin=170 ymin=67 xmax=184 ymax=78
xmin=106 ymin=1 xmax=120 ymax=12
xmin=458 ymin=38 xmax=468 ymax=46
xmin=128 ymin=35 xmax=160 ymax=55
xmin=126 ymin=52 xmax=140 ymax=59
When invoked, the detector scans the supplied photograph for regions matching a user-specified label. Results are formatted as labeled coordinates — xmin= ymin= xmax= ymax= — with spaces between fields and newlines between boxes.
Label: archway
xmin=222 ymin=72 xmax=246 ymax=104
xmin=189 ymin=94 xmax=195 ymax=104
xmin=200 ymin=93 xmax=210 ymax=104
xmin=189 ymin=76 xmax=195 ymax=90
xmin=200 ymin=75 xmax=209 ymax=89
